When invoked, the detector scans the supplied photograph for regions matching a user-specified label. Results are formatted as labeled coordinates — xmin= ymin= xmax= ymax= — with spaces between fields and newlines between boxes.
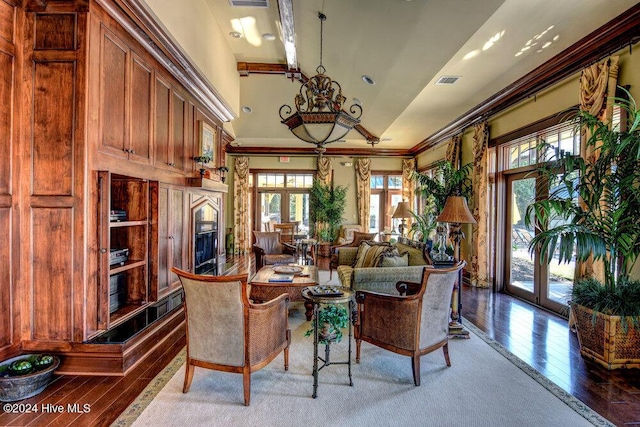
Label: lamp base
xmin=448 ymin=321 xmax=470 ymax=339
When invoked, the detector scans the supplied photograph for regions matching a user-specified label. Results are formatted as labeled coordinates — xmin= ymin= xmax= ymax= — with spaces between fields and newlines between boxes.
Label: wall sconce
xmin=194 ymin=156 xmax=211 ymax=177
xmin=340 ymin=161 xmax=353 ymax=167
xmin=218 ymin=166 xmax=229 ymax=183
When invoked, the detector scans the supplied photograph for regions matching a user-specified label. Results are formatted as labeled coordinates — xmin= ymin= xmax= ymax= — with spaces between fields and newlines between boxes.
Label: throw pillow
xmin=353 ymin=241 xmax=391 ymax=268
xmin=350 ymin=232 xmax=377 ymax=247
xmin=396 ymin=242 xmax=428 ymax=266
xmin=379 ymin=252 xmax=409 ymax=267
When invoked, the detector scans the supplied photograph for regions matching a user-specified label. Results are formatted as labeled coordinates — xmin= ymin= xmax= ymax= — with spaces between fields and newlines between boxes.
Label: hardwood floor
xmin=2 ymin=255 xmax=638 ymax=426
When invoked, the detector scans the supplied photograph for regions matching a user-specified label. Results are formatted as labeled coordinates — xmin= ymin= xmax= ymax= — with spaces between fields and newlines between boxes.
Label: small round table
xmin=302 ymin=286 xmax=355 ymax=398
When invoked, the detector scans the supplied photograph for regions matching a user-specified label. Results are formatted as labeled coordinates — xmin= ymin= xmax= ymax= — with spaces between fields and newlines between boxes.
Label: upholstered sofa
xmin=335 ymin=237 xmax=432 ymax=294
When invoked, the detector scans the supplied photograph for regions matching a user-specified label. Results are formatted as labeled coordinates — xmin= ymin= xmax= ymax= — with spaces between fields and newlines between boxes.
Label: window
xmin=501 ymin=122 xmax=579 ymax=171
xmin=370 ymin=173 xmax=403 ymax=235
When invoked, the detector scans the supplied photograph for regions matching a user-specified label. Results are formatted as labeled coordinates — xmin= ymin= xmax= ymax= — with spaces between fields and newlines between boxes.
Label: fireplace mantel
xmin=186 ymin=177 xmax=228 ymax=193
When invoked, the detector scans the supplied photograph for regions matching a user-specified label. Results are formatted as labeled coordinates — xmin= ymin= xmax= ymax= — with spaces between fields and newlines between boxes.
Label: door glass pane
xmin=260 ymin=193 xmax=281 ymax=231
xmin=289 ymin=193 xmax=310 ymax=237
xmin=510 ymin=178 xmax=536 ymax=293
xmin=369 ymin=194 xmax=380 ymax=234
xmin=545 ymin=171 xmax=577 ymax=305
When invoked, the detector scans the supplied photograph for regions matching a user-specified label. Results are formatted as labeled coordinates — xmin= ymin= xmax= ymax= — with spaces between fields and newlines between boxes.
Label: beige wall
xmin=141 ymin=0 xmax=240 ymax=116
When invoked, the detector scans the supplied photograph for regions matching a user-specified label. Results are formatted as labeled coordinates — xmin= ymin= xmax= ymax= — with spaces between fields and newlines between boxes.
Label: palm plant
xmin=410 ymin=160 xmax=473 ymax=215
xmin=309 ymin=180 xmax=348 ymax=243
xmin=525 ymin=89 xmax=640 ymax=317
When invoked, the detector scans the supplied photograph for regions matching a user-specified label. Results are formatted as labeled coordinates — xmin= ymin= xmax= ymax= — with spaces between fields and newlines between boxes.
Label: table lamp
xmin=392 ymin=201 xmax=412 ymax=237
xmin=436 ymin=196 xmax=476 ymax=338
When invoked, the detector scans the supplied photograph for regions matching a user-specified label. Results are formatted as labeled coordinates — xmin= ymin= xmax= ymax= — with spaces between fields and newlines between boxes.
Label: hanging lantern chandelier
xmin=279 ymin=12 xmax=362 ymax=151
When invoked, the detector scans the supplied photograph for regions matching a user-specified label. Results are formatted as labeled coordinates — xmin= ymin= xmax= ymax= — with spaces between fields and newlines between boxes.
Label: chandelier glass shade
xmin=280 ymin=13 xmax=362 ymax=148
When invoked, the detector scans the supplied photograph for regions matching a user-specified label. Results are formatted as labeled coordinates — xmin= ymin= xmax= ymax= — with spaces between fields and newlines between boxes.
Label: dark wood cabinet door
xmin=129 ymin=53 xmax=152 ymax=165
xmin=154 ymin=75 xmax=171 ymax=169
xmin=99 ymin=27 xmax=128 ymax=159
xmin=157 ymin=185 xmax=170 ymax=296
xmin=169 ymin=188 xmax=186 ymax=285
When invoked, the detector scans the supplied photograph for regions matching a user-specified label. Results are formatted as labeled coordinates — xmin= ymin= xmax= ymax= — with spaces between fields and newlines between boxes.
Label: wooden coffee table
xmin=250 ymin=265 xmax=319 ymax=320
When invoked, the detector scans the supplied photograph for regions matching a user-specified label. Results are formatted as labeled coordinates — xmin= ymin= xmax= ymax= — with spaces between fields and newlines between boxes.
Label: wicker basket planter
xmin=571 ymin=303 xmax=640 ymax=370
xmin=0 ymin=355 xmax=60 ymax=402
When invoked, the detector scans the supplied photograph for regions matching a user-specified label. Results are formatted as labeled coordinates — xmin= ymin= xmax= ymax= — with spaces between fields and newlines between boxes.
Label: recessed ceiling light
xmin=241 ymin=106 xmax=252 ymax=114
xmin=229 ymin=31 xmax=243 ymax=39
xmin=352 ymin=98 xmax=362 ymax=105
xmin=362 ymin=75 xmax=376 ymax=85
xmin=262 ymin=33 xmax=276 ymax=41
xmin=381 ymin=137 xmax=392 ymax=142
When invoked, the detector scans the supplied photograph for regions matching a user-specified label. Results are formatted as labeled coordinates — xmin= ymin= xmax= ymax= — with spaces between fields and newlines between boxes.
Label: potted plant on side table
xmin=305 ymin=304 xmax=350 ymax=344
xmin=525 ymin=89 xmax=640 ymax=370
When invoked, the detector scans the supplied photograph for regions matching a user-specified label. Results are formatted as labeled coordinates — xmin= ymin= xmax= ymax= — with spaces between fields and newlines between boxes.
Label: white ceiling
xmin=199 ymin=0 xmax=638 ymax=151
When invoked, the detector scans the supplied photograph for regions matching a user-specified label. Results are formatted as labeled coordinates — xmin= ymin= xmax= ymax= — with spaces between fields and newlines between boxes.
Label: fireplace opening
xmin=194 ymin=203 xmax=218 ymax=275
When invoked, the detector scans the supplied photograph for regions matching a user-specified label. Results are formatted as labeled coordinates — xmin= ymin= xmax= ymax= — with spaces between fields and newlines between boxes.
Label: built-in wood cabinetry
xmin=0 ymin=0 xmax=229 ymax=373
xmin=98 ymin=172 xmax=151 ymax=328
xmin=151 ymin=183 xmax=188 ymax=299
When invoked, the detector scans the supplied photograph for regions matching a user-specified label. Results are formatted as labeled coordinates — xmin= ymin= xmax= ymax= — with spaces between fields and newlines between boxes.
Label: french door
xmin=504 ymin=172 xmax=573 ymax=314
xmin=258 ymin=191 xmax=310 ymax=236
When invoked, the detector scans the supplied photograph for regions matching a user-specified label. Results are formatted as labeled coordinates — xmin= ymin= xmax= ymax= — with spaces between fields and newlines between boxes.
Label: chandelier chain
xmin=318 ymin=12 xmax=326 ymax=73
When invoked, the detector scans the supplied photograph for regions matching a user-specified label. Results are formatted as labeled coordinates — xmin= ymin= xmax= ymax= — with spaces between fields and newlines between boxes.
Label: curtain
xmin=317 ymin=156 xmax=332 ymax=185
xmin=576 ymin=56 xmax=619 ymax=282
xmin=445 ymin=133 xmax=462 ymax=167
xmin=233 ymin=156 xmax=251 ymax=254
xmin=402 ymin=158 xmax=416 ymax=208
xmin=470 ymin=122 xmax=490 ymax=288
xmin=355 ymin=158 xmax=371 ymax=230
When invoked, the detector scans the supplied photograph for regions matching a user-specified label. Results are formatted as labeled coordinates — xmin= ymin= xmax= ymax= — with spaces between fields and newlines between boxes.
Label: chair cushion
xmin=254 ymin=232 xmax=284 ymax=254
xmin=396 ymin=242 xmax=428 ymax=266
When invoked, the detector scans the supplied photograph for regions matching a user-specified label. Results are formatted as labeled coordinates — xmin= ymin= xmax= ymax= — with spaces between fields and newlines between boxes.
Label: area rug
xmin=112 ymin=301 xmax=613 ymax=427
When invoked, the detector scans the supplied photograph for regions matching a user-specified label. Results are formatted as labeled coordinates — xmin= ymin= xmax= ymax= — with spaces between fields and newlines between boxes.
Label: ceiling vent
xmin=229 ymin=0 xmax=269 ymax=7
xmin=435 ymin=76 xmax=461 ymax=85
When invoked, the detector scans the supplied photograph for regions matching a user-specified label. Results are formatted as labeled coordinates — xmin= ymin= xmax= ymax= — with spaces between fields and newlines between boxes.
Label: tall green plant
xmin=309 ymin=180 xmax=347 ymax=242
xmin=525 ymin=89 xmax=640 ymax=291
xmin=410 ymin=160 xmax=473 ymax=216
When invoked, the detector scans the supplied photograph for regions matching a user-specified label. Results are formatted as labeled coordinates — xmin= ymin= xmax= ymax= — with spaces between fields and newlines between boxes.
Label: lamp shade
xmin=387 ymin=204 xmax=397 ymax=216
xmin=392 ymin=201 xmax=412 ymax=219
xmin=436 ymin=196 xmax=476 ymax=224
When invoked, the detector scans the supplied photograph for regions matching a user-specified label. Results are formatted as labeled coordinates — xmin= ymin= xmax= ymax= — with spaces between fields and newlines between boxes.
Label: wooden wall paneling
xmin=129 ymin=52 xmax=152 ymax=164
xmin=31 ymin=207 xmax=73 ymax=341
xmin=0 ymin=207 xmax=12 ymax=348
xmin=33 ymin=13 xmax=75 ymax=50
xmin=155 ymin=184 xmax=169 ymax=297
xmin=24 ymin=7 xmax=89 ymax=344
xmin=0 ymin=29 xmax=13 ymax=351
xmin=171 ymin=87 xmax=186 ymax=172
xmin=98 ymin=24 xmax=128 ymax=159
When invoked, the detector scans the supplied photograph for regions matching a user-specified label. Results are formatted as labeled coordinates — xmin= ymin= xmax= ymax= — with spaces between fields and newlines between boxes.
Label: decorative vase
xmin=0 ymin=354 xmax=60 ymax=402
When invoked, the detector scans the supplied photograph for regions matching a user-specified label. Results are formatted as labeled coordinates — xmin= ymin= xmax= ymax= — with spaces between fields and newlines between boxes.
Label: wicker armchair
xmin=354 ymin=261 xmax=465 ymax=385
xmin=253 ymin=231 xmax=297 ymax=269
xmin=171 ymin=268 xmax=291 ymax=406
